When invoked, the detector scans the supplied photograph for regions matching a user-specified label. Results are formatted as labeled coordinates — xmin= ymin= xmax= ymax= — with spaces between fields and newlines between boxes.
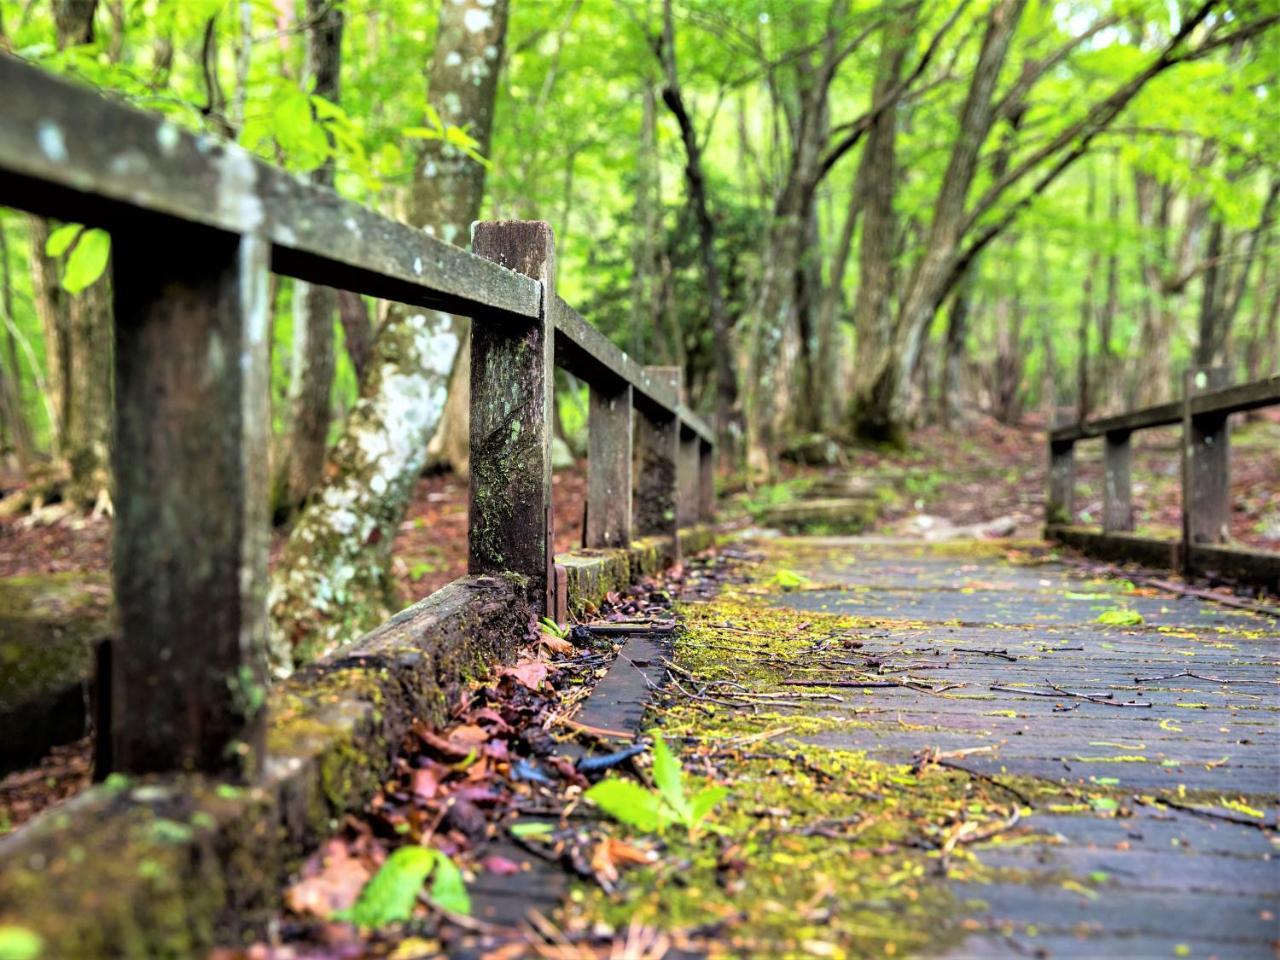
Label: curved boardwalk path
xmin=764 ymin=537 xmax=1279 ymax=958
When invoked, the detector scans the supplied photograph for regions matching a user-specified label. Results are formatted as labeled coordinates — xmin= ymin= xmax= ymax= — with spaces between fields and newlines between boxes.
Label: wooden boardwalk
xmin=773 ymin=539 xmax=1280 ymax=958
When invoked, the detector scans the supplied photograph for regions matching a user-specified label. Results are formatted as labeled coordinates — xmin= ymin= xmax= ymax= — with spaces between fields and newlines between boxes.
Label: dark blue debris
xmin=576 ymin=743 xmax=648 ymax=774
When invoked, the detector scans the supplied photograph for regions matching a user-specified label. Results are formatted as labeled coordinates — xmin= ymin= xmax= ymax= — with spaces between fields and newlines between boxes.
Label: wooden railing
xmin=1045 ymin=369 xmax=1280 ymax=588
xmin=0 ymin=57 xmax=714 ymax=778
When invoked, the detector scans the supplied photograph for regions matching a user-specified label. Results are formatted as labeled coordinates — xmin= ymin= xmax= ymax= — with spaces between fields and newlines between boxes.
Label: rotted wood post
xmin=109 ymin=227 xmax=271 ymax=778
xmin=1102 ymin=430 xmax=1133 ymax=533
xmin=698 ymin=439 xmax=715 ymax=522
xmin=635 ymin=367 xmax=680 ymax=541
xmin=586 ymin=382 xmax=633 ymax=548
xmin=1182 ymin=366 xmax=1231 ymax=548
xmin=469 ymin=221 xmax=556 ymax=614
xmin=678 ymin=425 xmax=700 ymax=528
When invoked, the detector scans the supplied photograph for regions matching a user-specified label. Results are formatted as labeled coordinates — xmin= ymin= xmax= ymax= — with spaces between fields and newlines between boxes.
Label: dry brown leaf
xmin=540 ymin=633 xmax=575 ymax=655
xmin=284 ymin=839 xmax=370 ymax=919
xmin=500 ymin=660 xmax=549 ymax=690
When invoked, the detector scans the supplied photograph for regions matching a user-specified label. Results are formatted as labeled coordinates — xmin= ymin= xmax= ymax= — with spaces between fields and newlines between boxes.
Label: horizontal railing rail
xmin=1045 ymin=368 xmax=1279 ymax=589
xmin=0 ymin=56 xmax=716 ymax=779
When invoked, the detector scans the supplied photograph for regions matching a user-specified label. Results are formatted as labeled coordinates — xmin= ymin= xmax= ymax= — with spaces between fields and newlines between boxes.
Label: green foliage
xmin=768 ymin=569 xmax=812 ymax=591
xmin=585 ymin=732 xmax=727 ymax=838
xmin=335 ymin=846 xmax=470 ymax=929
xmin=1096 ymin=608 xmax=1144 ymax=626
xmin=0 ymin=926 xmax=42 ymax=960
xmin=43 ymin=224 xmax=111 ymax=294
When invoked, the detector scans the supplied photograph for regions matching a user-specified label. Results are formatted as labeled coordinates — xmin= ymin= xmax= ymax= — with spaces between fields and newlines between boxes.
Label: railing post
xmin=109 ymin=228 xmax=271 ymax=778
xmin=470 ymin=221 xmax=556 ymax=613
xmin=1182 ymin=366 xmax=1230 ymax=549
xmin=698 ymin=439 xmax=715 ymax=522
xmin=586 ymin=381 xmax=633 ymax=548
xmin=678 ymin=425 xmax=700 ymax=528
xmin=1102 ymin=429 xmax=1133 ymax=532
xmin=635 ymin=367 xmax=680 ymax=543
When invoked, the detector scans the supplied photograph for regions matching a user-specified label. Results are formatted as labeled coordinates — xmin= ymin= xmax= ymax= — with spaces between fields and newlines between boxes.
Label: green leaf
xmin=44 ymin=223 xmax=83 ymax=258
xmin=584 ymin=778 xmax=669 ymax=833
xmin=335 ymin=846 xmax=435 ymax=929
xmin=769 ymin=569 xmax=811 ymax=590
xmin=402 ymin=125 xmax=444 ymax=141
xmin=509 ymin=821 xmax=554 ymax=839
xmin=650 ymin=732 xmax=689 ymax=819
xmin=428 ymin=852 xmax=470 ymax=916
xmin=690 ymin=785 xmax=728 ymax=825
xmin=1096 ymin=608 xmax=1143 ymax=626
xmin=0 ymin=926 xmax=42 ymax=960
xmin=61 ymin=229 xmax=110 ymax=294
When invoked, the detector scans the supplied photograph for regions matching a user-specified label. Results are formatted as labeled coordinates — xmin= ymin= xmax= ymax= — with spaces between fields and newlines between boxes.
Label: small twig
xmin=990 ymin=682 xmax=1152 ymax=708
xmin=1133 ymin=795 xmax=1276 ymax=832
xmin=954 ymin=647 xmax=1018 ymax=661
xmin=1045 ymin=679 xmax=1153 ymax=708
xmin=937 ymin=760 xmax=1036 ymax=808
xmin=1133 ymin=670 xmax=1278 ymax=686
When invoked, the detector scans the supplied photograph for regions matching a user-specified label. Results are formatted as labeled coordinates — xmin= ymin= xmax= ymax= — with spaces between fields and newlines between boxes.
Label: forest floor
xmin=3 ymin=411 xmax=1276 ymax=591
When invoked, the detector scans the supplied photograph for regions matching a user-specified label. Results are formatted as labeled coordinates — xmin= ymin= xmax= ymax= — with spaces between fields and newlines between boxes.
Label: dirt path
xmin=569 ymin=536 xmax=1279 ymax=957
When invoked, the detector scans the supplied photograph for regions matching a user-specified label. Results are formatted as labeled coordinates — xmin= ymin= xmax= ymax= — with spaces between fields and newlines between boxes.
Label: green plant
xmin=0 ymin=926 xmax=42 ymax=960
xmin=1096 ymin=608 xmax=1143 ymax=626
xmin=335 ymin=846 xmax=469 ymax=929
xmin=768 ymin=568 xmax=811 ymax=591
xmin=584 ymin=732 xmax=727 ymax=839
xmin=539 ymin=616 xmax=570 ymax=640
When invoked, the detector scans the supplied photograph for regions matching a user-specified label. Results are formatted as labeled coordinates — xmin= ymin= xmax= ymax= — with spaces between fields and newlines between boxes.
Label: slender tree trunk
xmin=938 ymin=271 xmax=973 ymax=427
xmin=274 ymin=0 xmax=344 ymax=519
xmin=657 ymin=0 xmax=737 ymax=436
xmin=816 ymin=170 xmax=863 ymax=430
xmin=24 ymin=0 xmax=112 ymax=504
xmin=336 ymin=289 xmax=373 ymax=387
xmin=0 ymin=219 xmax=32 ymax=469
xmin=1077 ymin=163 xmax=1097 ymax=421
xmin=846 ymin=6 xmax=918 ymax=443
xmin=850 ymin=0 xmax=1026 ymax=441
xmin=269 ymin=0 xmax=509 ymax=669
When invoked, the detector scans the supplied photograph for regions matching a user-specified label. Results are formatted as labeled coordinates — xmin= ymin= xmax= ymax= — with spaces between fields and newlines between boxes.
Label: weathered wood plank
xmin=635 ymin=367 xmax=680 ymax=540
xmin=678 ymin=427 xmax=700 ymax=528
xmin=109 ymin=227 xmax=270 ymax=777
xmin=1102 ymin=430 xmax=1133 ymax=532
xmin=586 ymin=383 xmax=633 ymax=549
xmin=469 ymin=222 xmax=555 ymax=613
xmin=0 ymin=56 xmax=538 ymax=322
xmin=698 ymin=440 xmax=715 ymax=522
xmin=1049 ymin=401 xmax=1182 ymax=443
xmin=1046 ymin=439 xmax=1075 ymax=525
xmin=1182 ymin=367 xmax=1230 ymax=546
xmin=1188 ymin=373 xmax=1280 ymax=416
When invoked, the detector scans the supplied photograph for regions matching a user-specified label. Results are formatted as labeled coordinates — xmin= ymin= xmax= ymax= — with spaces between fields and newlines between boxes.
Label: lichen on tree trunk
xmin=267 ymin=0 xmax=508 ymax=670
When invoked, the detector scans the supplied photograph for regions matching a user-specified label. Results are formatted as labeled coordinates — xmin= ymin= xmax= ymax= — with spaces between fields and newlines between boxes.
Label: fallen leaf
xmin=284 ymin=840 xmax=371 ymax=919
xmin=500 ymin=660 xmax=548 ymax=690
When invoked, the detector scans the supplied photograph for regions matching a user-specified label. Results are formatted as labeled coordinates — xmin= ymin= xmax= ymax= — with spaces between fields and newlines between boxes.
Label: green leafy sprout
xmin=335 ymin=846 xmax=469 ymax=929
xmin=1096 ymin=608 xmax=1143 ymax=626
xmin=584 ymin=732 xmax=727 ymax=839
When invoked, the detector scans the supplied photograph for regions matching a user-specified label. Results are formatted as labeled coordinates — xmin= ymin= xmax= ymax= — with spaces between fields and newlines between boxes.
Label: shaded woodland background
xmin=0 ymin=0 xmax=1277 ymax=665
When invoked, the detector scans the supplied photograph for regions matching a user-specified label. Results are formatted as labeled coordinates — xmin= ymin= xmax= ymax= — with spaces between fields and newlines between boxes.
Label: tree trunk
xmin=846 ymin=6 xmax=917 ymax=443
xmin=268 ymin=0 xmax=509 ymax=670
xmin=25 ymin=0 xmax=112 ymax=504
xmin=336 ymin=289 xmax=374 ymax=387
xmin=274 ymin=0 xmax=344 ymax=519
xmin=850 ymin=0 xmax=1026 ymax=441
xmin=657 ymin=0 xmax=737 ymax=437
xmin=938 ymin=272 xmax=973 ymax=427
